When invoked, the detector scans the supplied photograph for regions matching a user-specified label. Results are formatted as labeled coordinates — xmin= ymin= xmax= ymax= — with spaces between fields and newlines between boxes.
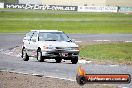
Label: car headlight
xmin=72 ymin=47 xmax=79 ymax=50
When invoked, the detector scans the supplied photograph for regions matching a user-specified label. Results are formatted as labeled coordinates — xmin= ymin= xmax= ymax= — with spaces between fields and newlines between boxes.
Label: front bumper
xmin=42 ymin=50 xmax=79 ymax=59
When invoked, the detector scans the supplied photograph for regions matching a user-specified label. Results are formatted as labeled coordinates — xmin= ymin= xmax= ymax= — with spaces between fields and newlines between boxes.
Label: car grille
xmin=56 ymin=47 xmax=72 ymax=50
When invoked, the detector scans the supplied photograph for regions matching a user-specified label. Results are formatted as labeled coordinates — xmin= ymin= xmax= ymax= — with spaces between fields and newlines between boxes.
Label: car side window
xmin=31 ymin=32 xmax=38 ymax=42
xmin=24 ymin=31 xmax=34 ymax=41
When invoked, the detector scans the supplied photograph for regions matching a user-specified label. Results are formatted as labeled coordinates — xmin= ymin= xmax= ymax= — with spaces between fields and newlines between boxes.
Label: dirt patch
xmin=0 ymin=71 xmax=117 ymax=88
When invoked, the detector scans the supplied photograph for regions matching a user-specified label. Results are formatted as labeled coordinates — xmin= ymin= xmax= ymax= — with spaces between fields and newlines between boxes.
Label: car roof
xmin=31 ymin=30 xmax=62 ymax=32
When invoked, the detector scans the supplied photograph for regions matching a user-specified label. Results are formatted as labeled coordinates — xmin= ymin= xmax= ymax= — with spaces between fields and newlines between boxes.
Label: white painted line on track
xmin=122 ymin=87 xmax=129 ymax=88
xmin=0 ymin=70 xmax=76 ymax=82
xmin=46 ymin=76 xmax=75 ymax=81
xmin=78 ymin=60 xmax=92 ymax=64
xmin=109 ymin=65 xmax=119 ymax=67
xmin=75 ymin=41 xmax=82 ymax=43
xmin=94 ymin=40 xmax=110 ymax=42
xmin=125 ymin=41 xmax=132 ymax=43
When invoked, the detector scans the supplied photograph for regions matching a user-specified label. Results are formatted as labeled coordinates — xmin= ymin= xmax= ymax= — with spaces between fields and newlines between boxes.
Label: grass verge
xmin=80 ymin=43 xmax=132 ymax=64
xmin=0 ymin=9 xmax=132 ymax=33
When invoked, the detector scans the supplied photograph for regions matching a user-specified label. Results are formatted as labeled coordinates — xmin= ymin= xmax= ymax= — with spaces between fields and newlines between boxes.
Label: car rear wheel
xmin=22 ymin=48 xmax=29 ymax=61
xmin=55 ymin=58 xmax=62 ymax=63
xmin=71 ymin=57 xmax=78 ymax=64
xmin=37 ymin=49 xmax=44 ymax=62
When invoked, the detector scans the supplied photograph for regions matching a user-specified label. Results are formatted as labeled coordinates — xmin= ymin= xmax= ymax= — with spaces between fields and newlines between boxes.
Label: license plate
xmin=61 ymin=53 xmax=68 ymax=57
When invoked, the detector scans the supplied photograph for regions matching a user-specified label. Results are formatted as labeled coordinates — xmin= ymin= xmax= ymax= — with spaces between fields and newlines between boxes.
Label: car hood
xmin=39 ymin=41 xmax=78 ymax=47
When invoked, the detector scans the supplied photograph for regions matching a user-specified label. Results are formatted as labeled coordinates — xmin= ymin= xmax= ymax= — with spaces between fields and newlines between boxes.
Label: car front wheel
xmin=55 ymin=58 xmax=62 ymax=63
xmin=22 ymin=48 xmax=29 ymax=61
xmin=71 ymin=57 xmax=78 ymax=64
xmin=37 ymin=49 xmax=44 ymax=62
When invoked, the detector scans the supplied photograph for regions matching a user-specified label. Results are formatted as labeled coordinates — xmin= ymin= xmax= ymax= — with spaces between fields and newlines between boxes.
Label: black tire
xmin=71 ymin=57 xmax=78 ymax=64
xmin=37 ymin=49 xmax=44 ymax=62
xmin=55 ymin=58 xmax=62 ymax=63
xmin=22 ymin=48 xmax=29 ymax=61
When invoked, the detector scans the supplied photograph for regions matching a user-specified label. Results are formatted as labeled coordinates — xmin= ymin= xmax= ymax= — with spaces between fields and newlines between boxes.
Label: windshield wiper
xmin=45 ymin=40 xmax=57 ymax=41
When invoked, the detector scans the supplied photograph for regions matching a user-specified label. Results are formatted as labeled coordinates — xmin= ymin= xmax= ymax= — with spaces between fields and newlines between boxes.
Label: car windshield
xmin=39 ymin=32 xmax=70 ymax=41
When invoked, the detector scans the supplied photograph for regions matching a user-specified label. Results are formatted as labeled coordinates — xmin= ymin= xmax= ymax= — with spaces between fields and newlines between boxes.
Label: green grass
xmin=80 ymin=43 xmax=132 ymax=63
xmin=0 ymin=0 xmax=17 ymax=3
xmin=0 ymin=9 xmax=132 ymax=33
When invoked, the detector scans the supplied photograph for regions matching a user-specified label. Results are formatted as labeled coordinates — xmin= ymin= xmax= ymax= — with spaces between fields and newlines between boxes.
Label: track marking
xmin=94 ymin=40 xmax=110 ymax=42
xmin=75 ymin=41 xmax=82 ymax=43
xmin=78 ymin=60 xmax=92 ymax=64
xmin=125 ymin=41 xmax=132 ymax=43
xmin=0 ymin=70 xmax=76 ymax=82
xmin=109 ymin=65 xmax=119 ymax=67
xmin=46 ymin=76 xmax=75 ymax=81
xmin=122 ymin=87 xmax=129 ymax=88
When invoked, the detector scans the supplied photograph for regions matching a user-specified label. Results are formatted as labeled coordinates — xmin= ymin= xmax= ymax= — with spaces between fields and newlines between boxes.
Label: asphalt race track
xmin=0 ymin=33 xmax=132 ymax=88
